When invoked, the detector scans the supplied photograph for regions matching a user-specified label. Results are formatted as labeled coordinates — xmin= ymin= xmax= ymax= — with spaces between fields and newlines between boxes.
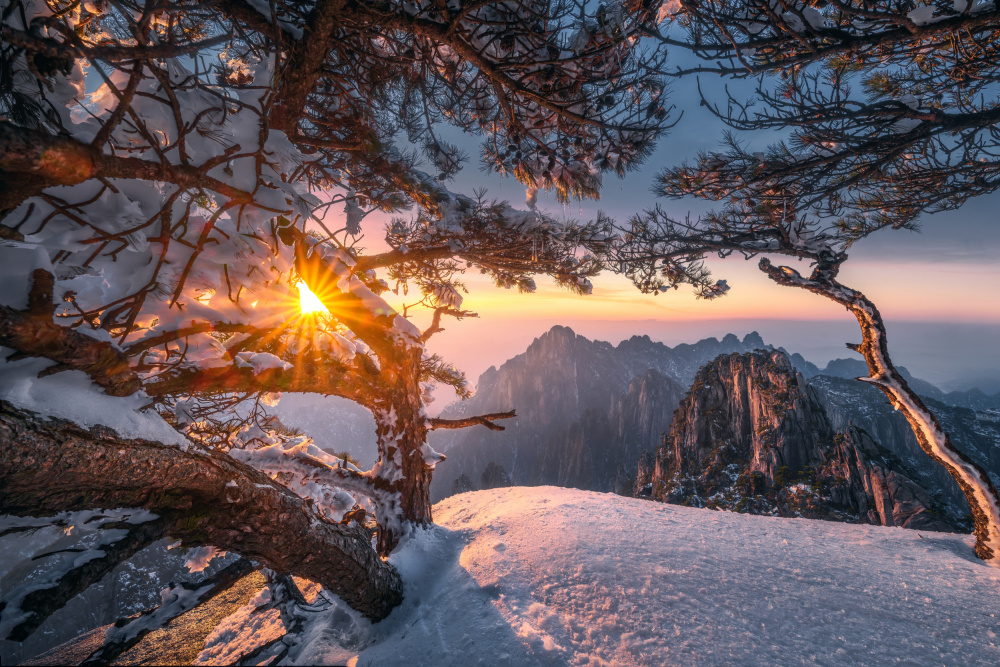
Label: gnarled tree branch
xmin=758 ymin=256 xmax=1000 ymax=563
xmin=429 ymin=410 xmax=516 ymax=432
xmin=0 ymin=401 xmax=404 ymax=621
xmin=0 ymin=121 xmax=254 ymax=214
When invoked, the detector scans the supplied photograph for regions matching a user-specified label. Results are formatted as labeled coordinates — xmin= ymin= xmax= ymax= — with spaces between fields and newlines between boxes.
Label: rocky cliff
xmin=431 ymin=326 xmax=996 ymax=527
xmin=536 ymin=369 xmax=683 ymax=494
xmin=638 ymin=350 xmax=964 ymax=532
xmin=810 ymin=375 xmax=1000 ymax=519
xmin=430 ymin=326 xmax=769 ymax=500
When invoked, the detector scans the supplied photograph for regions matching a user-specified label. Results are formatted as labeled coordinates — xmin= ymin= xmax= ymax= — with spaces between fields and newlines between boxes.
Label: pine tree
xmin=0 ymin=0 xmax=674 ymax=645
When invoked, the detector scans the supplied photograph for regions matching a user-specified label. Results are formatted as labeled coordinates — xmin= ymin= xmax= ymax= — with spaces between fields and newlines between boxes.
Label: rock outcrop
xmin=810 ymin=375 xmax=1000 ymax=519
xmin=640 ymin=350 xmax=963 ymax=532
xmin=451 ymin=474 xmax=477 ymax=495
xmin=430 ymin=325 xmax=996 ymax=529
xmin=826 ymin=429 xmax=957 ymax=531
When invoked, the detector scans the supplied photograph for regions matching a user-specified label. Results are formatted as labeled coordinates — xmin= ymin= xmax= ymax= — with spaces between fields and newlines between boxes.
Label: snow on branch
xmin=755 ymin=253 xmax=1000 ymax=564
xmin=1 ymin=26 xmax=231 ymax=63
xmin=229 ymin=436 xmax=389 ymax=523
xmin=0 ymin=400 xmax=403 ymax=621
xmin=292 ymin=230 xmax=423 ymax=360
xmin=0 ymin=269 xmax=140 ymax=396
xmin=0 ymin=121 xmax=255 ymax=211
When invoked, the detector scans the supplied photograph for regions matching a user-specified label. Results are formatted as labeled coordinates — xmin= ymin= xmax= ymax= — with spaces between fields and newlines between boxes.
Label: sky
xmin=354 ymin=46 xmax=1000 ymax=396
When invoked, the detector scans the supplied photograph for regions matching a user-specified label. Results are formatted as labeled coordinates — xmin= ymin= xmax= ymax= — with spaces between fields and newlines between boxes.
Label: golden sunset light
xmin=5 ymin=2 xmax=1000 ymax=664
xmin=297 ymin=280 xmax=329 ymax=315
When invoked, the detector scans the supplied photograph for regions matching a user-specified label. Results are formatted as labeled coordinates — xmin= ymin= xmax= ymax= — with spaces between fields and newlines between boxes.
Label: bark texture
xmin=294 ymin=235 xmax=438 ymax=554
xmin=0 ymin=401 xmax=404 ymax=621
xmin=370 ymin=357 xmax=434 ymax=556
xmin=0 ymin=120 xmax=253 ymax=215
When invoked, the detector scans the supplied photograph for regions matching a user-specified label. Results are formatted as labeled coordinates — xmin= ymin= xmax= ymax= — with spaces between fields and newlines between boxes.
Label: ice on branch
xmin=235 ymin=352 xmax=293 ymax=375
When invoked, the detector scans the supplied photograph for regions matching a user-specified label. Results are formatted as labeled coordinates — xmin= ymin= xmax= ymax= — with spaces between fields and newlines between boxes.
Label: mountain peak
xmin=522 ymin=325 xmax=581 ymax=358
xmin=540 ymin=324 xmax=577 ymax=341
xmin=742 ymin=331 xmax=766 ymax=348
xmin=640 ymin=350 xmax=961 ymax=532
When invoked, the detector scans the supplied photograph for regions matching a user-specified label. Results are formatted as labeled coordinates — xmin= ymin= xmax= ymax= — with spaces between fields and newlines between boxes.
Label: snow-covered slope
xmin=289 ymin=487 xmax=1000 ymax=666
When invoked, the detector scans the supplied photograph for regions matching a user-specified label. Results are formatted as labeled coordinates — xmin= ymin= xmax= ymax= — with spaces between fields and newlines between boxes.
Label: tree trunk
xmin=0 ymin=401 xmax=404 ymax=621
xmin=291 ymin=234 xmax=447 ymax=555
xmin=370 ymin=349 xmax=436 ymax=556
xmin=760 ymin=257 xmax=1000 ymax=564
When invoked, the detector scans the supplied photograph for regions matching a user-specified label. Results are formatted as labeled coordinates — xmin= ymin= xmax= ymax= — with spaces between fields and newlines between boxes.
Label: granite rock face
xmin=538 ymin=369 xmax=684 ymax=493
xmin=826 ymin=429 xmax=957 ymax=531
xmin=810 ymin=375 xmax=1000 ymax=520
xmin=431 ymin=326 xmax=995 ymax=532
xmin=653 ymin=350 xmax=832 ymax=488
xmin=641 ymin=350 xmax=963 ymax=532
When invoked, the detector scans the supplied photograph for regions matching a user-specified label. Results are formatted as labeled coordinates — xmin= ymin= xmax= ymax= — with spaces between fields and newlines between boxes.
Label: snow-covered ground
xmin=284 ymin=487 xmax=1000 ymax=666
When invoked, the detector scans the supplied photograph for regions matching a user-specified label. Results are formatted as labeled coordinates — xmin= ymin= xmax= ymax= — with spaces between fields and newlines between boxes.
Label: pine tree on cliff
xmin=0 ymin=0 xmax=675 ymax=651
xmin=608 ymin=0 xmax=1000 ymax=565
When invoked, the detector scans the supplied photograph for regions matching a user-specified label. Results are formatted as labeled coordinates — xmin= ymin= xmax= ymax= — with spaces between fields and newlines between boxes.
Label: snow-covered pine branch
xmin=0 ymin=401 xmax=404 ymax=620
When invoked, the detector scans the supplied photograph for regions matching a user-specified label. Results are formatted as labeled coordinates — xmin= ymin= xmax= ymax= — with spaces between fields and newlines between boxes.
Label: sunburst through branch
xmin=297 ymin=280 xmax=329 ymax=315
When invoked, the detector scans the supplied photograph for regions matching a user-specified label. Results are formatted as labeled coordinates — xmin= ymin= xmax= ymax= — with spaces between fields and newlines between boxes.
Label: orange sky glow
xmin=313 ymin=173 xmax=1000 ymax=395
xmin=390 ymin=254 xmax=1000 ymax=326
xmin=378 ymin=252 xmax=999 ymax=401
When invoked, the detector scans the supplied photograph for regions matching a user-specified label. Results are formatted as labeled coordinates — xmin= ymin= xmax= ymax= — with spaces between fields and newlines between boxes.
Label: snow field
xmin=292 ymin=487 xmax=1000 ymax=666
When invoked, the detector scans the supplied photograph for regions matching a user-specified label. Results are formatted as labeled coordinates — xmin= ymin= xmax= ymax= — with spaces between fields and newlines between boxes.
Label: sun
xmin=297 ymin=280 xmax=329 ymax=315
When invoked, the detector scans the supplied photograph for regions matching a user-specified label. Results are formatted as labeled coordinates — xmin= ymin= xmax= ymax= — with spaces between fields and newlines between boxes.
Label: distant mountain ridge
xmin=432 ymin=326 xmax=1000 ymax=525
xmin=792 ymin=356 xmax=1000 ymax=412
xmin=431 ymin=326 xmax=782 ymax=501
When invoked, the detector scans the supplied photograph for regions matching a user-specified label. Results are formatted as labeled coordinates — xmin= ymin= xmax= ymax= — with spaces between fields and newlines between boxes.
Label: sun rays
xmin=297 ymin=280 xmax=330 ymax=315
